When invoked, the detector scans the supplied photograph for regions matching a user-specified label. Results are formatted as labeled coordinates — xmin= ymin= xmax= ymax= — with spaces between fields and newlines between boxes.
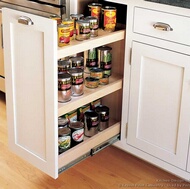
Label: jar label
xmin=71 ymin=75 xmax=84 ymax=85
xmin=103 ymin=10 xmax=116 ymax=30
xmin=58 ymin=80 xmax=71 ymax=91
xmin=72 ymin=129 xmax=84 ymax=142
xmin=58 ymin=136 xmax=71 ymax=149
xmin=91 ymin=7 xmax=101 ymax=20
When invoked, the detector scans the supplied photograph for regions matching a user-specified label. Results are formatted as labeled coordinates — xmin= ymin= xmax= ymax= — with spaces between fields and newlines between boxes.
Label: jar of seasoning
xmin=58 ymin=73 xmax=72 ymax=103
xmin=95 ymin=105 xmax=109 ymax=131
xmin=58 ymin=24 xmax=70 ymax=47
xmin=101 ymin=6 xmax=117 ymax=32
xmin=85 ymin=48 xmax=98 ymax=72
xmin=58 ymin=117 xmax=69 ymax=128
xmin=85 ymin=77 xmax=99 ymax=89
xmin=58 ymin=127 xmax=71 ymax=154
xmin=76 ymin=20 xmax=90 ymax=41
xmin=84 ymin=110 xmax=99 ymax=137
xmin=69 ymin=56 xmax=84 ymax=70
xmin=50 ymin=14 xmax=62 ymax=25
xmin=88 ymin=3 xmax=102 ymax=26
xmin=58 ymin=59 xmax=71 ymax=73
xmin=68 ymin=68 xmax=84 ymax=96
xmin=69 ymin=121 xmax=84 ymax=147
xmin=99 ymin=74 xmax=109 ymax=85
xmin=85 ymin=16 xmax=99 ymax=37
xmin=62 ymin=18 xmax=74 ymax=40
xmin=90 ymin=68 xmax=104 ymax=79
xmin=97 ymin=46 xmax=112 ymax=76
xmin=70 ymin=14 xmax=84 ymax=36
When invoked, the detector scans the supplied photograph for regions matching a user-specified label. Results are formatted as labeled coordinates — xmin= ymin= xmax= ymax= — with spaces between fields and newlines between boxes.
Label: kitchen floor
xmin=0 ymin=91 xmax=189 ymax=189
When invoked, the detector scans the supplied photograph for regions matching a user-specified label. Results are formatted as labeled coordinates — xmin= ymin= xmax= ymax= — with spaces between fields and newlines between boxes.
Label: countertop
xmin=105 ymin=0 xmax=190 ymax=16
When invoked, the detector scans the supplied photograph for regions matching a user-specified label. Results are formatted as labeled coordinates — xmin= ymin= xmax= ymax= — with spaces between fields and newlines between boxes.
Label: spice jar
xmin=69 ymin=121 xmax=84 ymax=147
xmin=58 ymin=24 xmax=70 ymax=47
xmin=76 ymin=20 xmax=90 ymax=41
xmin=58 ymin=59 xmax=71 ymax=73
xmin=69 ymin=56 xmax=84 ymax=70
xmin=85 ymin=16 xmax=99 ymax=37
xmin=85 ymin=77 xmax=99 ymax=89
xmin=58 ymin=73 xmax=72 ymax=103
xmin=101 ymin=6 xmax=117 ymax=32
xmin=90 ymin=68 xmax=104 ymax=79
xmin=85 ymin=48 xmax=98 ymax=72
xmin=95 ymin=105 xmax=109 ymax=131
xmin=68 ymin=68 xmax=84 ymax=96
xmin=58 ymin=127 xmax=71 ymax=154
xmin=88 ymin=3 xmax=102 ymax=26
xmin=97 ymin=46 xmax=112 ymax=76
xmin=70 ymin=14 xmax=84 ymax=37
xmin=84 ymin=110 xmax=99 ymax=137
xmin=62 ymin=18 xmax=74 ymax=40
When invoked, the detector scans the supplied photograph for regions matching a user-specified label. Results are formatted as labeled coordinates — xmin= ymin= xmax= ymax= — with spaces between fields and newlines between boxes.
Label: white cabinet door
xmin=2 ymin=8 xmax=59 ymax=178
xmin=127 ymin=41 xmax=190 ymax=170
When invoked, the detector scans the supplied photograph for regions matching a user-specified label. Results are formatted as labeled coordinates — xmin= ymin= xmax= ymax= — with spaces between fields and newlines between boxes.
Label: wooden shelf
xmin=57 ymin=29 xmax=125 ymax=59
xmin=58 ymin=120 xmax=120 ymax=169
xmin=58 ymin=74 xmax=123 ymax=117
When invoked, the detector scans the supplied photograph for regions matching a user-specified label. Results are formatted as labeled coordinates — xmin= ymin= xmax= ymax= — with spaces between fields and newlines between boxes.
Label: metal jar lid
xmin=95 ymin=105 xmax=109 ymax=114
xmin=58 ymin=117 xmax=69 ymax=127
xmin=58 ymin=127 xmax=71 ymax=137
xmin=70 ymin=14 xmax=84 ymax=20
xmin=97 ymin=46 xmax=112 ymax=51
xmin=76 ymin=20 xmax=90 ymax=27
xmin=88 ymin=3 xmax=102 ymax=8
xmin=85 ymin=110 xmax=99 ymax=120
xmin=69 ymin=56 xmax=84 ymax=64
xmin=69 ymin=121 xmax=84 ymax=130
xmin=102 ymin=6 xmax=117 ymax=11
xmin=58 ymin=59 xmax=71 ymax=67
xmin=68 ymin=68 xmax=83 ymax=76
xmin=85 ymin=16 xmax=98 ymax=22
xmin=58 ymin=73 xmax=71 ymax=81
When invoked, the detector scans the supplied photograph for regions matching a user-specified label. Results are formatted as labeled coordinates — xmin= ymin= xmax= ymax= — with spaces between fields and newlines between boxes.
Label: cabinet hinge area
xmin=58 ymin=134 xmax=120 ymax=174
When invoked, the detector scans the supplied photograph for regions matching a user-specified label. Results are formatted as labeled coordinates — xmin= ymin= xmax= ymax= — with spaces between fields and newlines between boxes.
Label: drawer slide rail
xmin=58 ymin=134 xmax=120 ymax=174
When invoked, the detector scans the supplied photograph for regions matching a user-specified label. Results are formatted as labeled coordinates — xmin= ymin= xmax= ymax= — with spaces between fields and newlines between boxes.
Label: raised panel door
xmin=127 ymin=41 xmax=190 ymax=170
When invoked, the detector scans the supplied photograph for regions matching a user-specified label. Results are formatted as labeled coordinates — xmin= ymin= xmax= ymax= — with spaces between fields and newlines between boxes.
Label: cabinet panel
xmin=3 ymin=7 xmax=125 ymax=179
xmin=128 ymin=41 xmax=190 ymax=170
xmin=2 ymin=8 xmax=58 ymax=178
xmin=133 ymin=7 xmax=190 ymax=46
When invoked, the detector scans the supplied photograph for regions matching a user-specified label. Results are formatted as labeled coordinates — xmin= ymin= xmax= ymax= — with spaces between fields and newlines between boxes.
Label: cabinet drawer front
xmin=133 ymin=7 xmax=190 ymax=46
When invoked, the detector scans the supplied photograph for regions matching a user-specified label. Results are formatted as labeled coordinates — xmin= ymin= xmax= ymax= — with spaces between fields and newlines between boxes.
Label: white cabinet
xmin=121 ymin=6 xmax=190 ymax=181
xmin=2 ymin=8 xmax=125 ymax=179
xmin=128 ymin=41 xmax=190 ymax=170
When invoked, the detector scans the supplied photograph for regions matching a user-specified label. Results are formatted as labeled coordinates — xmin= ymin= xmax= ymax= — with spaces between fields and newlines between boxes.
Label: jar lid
xmin=103 ymin=6 xmax=117 ymax=10
xmin=76 ymin=20 xmax=90 ymax=26
xmin=58 ymin=127 xmax=71 ymax=136
xmin=97 ymin=46 xmax=112 ymax=51
xmin=58 ymin=59 xmax=71 ymax=67
xmin=68 ymin=68 xmax=83 ymax=75
xmin=88 ymin=3 xmax=102 ymax=7
xmin=58 ymin=73 xmax=71 ymax=80
xmin=70 ymin=14 xmax=84 ymax=19
xmin=69 ymin=121 xmax=84 ymax=129
xmin=85 ymin=110 xmax=99 ymax=118
xmin=85 ymin=16 xmax=98 ymax=22
xmin=58 ymin=117 xmax=69 ymax=127
xmin=69 ymin=56 xmax=84 ymax=63
xmin=90 ymin=67 xmax=103 ymax=73
xmin=95 ymin=105 xmax=109 ymax=114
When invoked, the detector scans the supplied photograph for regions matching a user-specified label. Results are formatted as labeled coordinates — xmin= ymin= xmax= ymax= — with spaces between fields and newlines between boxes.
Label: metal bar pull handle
xmin=18 ymin=16 xmax=34 ymax=25
xmin=153 ymin=22 xmax=173 ymax=31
